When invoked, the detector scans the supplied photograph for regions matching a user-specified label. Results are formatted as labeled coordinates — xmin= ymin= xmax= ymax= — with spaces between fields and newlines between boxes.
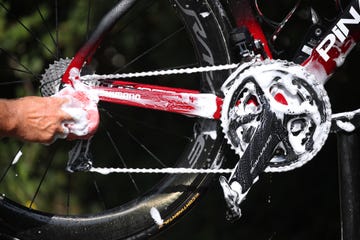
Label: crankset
xmin=219 ymin=59 xmax=332 ymax=220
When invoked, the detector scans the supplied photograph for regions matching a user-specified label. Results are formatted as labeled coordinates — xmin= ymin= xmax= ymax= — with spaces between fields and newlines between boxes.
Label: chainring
xmin=221 ymin=60 xmax=332 ymax=172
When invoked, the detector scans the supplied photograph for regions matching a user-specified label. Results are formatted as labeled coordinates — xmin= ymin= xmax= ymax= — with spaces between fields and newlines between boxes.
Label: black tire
xmin=0 ymin=0 xmax=233 ymax=239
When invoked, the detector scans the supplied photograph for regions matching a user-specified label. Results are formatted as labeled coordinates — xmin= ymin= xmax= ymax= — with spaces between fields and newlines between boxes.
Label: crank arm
xmin=91 ymin=80 xmax=223 ymax=119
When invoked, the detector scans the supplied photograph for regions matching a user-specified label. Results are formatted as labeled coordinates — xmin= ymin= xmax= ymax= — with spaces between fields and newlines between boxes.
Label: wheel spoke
xmin=66 ymin=173 xmax=71 ymax=215
xmin=0 ymin=2 xmax=56 ymax=59
xmin=105 ymin=129 xmax=140 ymax=194
xmin=86 ymin=0 xmax=93 ymax=40
xmin=115 ymin=27 xmax=185 ymax=73
xmin=29 ymin=151 xmax=55 ymax=209
xmin=34 ymin=1 xmax=58 ymax=58
xmin=0 ymin=48 xmax=41 ymax=81
xmin=54 ymin=0 xmax=60 ymax=59
xmin=0 ymin=145 xmax=24 ymax=184
xmin=100 ymin=106 xmax=191 ymax=141
xmin=103 ymin=110 xmax=167 ymax=168
xmin=93 ymin=179 xmax=107 ymax=210
xmin=0 ymin=78 xmax=34 ymax=86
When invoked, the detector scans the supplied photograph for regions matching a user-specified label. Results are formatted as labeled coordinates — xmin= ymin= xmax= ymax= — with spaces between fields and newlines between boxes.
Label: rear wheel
xmin=0 ymin=0 xmax=233 ymax=239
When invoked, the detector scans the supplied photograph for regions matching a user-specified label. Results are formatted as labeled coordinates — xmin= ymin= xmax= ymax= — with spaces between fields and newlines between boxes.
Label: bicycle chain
xmin=41 ymin=59 xmax=239 ymax=175
xmin=85 ymin=64 xmax=238 ymax=174
xmin=90 ymin=167 xmax=234 ymax=175
xmin=79 ymin=63 xmax=239 ymax=81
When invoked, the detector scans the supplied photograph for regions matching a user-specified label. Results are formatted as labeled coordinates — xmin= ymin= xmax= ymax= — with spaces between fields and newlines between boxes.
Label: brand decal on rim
xmin=176 ymin=1 xmax=217 ymax=90
xmin=159 ymin=193 xmax=200 ymax=229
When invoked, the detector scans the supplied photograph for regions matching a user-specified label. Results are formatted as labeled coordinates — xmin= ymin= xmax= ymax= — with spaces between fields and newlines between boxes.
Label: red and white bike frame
xmin=61 ymin=0 xmax=360 ymax=119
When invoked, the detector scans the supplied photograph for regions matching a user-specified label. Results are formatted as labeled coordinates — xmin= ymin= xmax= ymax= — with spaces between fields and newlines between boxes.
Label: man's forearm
xmin=0 ymin=99 xmax=17 ymax=137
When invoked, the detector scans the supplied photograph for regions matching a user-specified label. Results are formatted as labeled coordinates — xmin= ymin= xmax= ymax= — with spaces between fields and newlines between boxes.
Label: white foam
xmin=90 ymin=167 xmax=112 ymax=175
xmin=12 ymin=150 xmax=23 ymax=165
xmin=203 ymin=130 xmax=217 ymax=140
xmin=336 ymin=120 xmax=356 ymax=132
xmin=200 ymin=12 xmax=210 ymax=18
xmin=150 ymin=207 xmax=164 ymax=226
xmin=53 ymin=81 xmax=99 ymax=139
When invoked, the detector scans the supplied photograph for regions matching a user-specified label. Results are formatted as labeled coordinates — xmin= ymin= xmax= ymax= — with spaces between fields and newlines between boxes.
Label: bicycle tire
xmin=0 ymin=0 xmax=232 ymax=239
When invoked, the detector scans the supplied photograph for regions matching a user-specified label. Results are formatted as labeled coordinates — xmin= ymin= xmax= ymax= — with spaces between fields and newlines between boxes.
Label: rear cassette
xmin=40 ymin=58 xmax=98 ymax=97
xmin=40 ymin=58 xmax=72 ymax=96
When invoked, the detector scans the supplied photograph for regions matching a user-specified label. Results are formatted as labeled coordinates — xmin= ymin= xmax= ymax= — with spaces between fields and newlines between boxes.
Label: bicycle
xmin=0 ymin=0 xmax=359 ymax=239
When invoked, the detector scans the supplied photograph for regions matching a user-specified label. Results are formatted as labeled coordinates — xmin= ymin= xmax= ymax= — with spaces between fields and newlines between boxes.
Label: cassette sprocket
xmin=40 ymin=58 xmax=72 ymax=96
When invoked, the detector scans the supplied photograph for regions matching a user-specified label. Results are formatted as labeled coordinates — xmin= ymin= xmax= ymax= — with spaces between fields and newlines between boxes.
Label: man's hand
xmin=0 ymin=81 xmax=100 ymax=144
xmin=0 ymin=96 xmax=73 ymax=144
xmin=54 ymin=82 xmax=99 ymax=140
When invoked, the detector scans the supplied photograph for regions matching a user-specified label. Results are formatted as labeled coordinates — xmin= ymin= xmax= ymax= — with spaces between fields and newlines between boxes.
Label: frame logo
xmin=316 ymin=3 xmax=360 ymax=61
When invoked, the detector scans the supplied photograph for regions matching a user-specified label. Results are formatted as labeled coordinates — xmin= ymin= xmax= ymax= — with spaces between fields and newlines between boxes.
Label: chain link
xmin=80 ymin=63 xmax=239 ymax=81
xmin=90 ymin=167 xmax=234 ymax=175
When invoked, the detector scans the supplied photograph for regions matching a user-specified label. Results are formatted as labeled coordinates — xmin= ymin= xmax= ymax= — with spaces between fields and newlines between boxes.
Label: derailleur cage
xmin=66 ymin=139 xmax=94 ymax=172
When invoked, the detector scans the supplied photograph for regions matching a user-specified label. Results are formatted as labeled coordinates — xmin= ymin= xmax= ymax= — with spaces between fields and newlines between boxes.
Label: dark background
xmin=0 ymin=0 xmax=359 ymax=239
